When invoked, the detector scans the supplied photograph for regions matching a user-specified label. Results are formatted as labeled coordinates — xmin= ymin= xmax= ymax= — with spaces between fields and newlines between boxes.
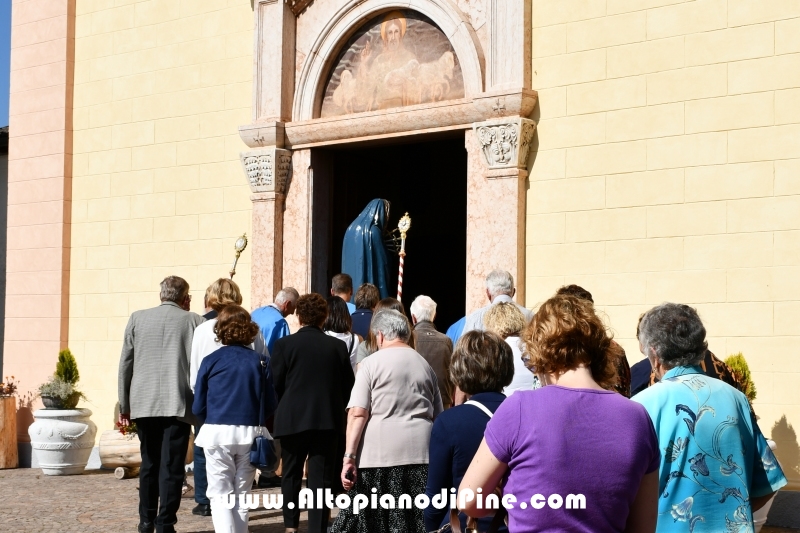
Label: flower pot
xmin=41 ymin=391 xmax=81 ymax=410
xmin=28 ymin=408 xmax=97 ymax=475
xmin=0 ymin=396 xmax=19 ymax=469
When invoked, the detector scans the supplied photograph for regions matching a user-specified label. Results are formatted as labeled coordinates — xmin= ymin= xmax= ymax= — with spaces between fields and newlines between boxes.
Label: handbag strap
xmin=444 ymin=400 xmax=503 ymax=533
xmin=258 ymin=354 xmax=267 ymax=426
xmin=464 ymin=400 xmax=494 ymax=419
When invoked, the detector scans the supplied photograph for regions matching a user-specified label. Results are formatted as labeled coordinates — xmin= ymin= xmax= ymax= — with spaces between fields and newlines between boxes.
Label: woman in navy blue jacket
xmin=193 ymin=305 xmax=277 ymax=533
xmin=424 ymin=331 xmax=514 ymax=532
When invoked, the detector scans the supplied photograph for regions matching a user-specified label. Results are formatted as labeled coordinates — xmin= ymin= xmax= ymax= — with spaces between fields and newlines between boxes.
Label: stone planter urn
xmin=28 ymin=408 xmax=97 ymax=475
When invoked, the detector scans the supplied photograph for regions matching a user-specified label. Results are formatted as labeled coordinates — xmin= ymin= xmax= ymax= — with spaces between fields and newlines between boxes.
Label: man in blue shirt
xmin=250 ymin=287 xmax=299 ymax=489
xmin=330 ymin=273 xmax=356 ymax=314
xmin=251 ymin=287 xmax=299 ymax=353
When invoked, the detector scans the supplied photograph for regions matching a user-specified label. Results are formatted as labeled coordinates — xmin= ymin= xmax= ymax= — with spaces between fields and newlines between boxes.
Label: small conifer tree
xmin=725 ymin=352 xmax=757 ymax=403
xmin=55 ymin=348 xmax=80 ymax=385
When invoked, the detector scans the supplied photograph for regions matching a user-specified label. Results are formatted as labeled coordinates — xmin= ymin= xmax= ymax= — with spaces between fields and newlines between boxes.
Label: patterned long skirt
xmin=330 ymin=464 xmax=428 ymax=533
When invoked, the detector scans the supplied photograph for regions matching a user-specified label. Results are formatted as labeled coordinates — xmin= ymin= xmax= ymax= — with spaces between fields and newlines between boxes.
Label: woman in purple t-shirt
xmin=459 ymin=294 xmax=660 ymax=533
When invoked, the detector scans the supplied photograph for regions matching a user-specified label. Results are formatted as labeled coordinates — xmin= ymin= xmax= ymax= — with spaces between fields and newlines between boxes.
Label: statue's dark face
xmin=383 ymin=199 xmax=391 ymax=222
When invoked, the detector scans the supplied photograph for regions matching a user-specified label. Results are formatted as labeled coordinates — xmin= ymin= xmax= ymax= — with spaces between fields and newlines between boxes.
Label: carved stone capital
xmin=240 ymin=147 xmax=292 ymax=194
xmin=473 ymin=117 xmax=536 ymax=171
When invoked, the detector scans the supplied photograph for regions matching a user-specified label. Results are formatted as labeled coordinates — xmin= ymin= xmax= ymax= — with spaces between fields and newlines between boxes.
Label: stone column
xmin=466 ymin=117 xmax=536 ymax=313
xmin=241 ymin=147 xmax=292 ymax=308
xmin=280 ymin=149 xmax=312 ymax=331
xmin=282 ymin=149 xmax=312 ymax=295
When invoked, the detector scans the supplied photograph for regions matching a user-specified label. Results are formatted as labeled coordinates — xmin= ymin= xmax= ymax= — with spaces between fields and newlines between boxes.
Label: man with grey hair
xmin=461 ymin=270 xmax=533 ymax=335
xmin=250 ymin=287 xmax=299 ymax=489
xmin=370 ymin=308 xmax=413 ymax=343
xmin=118 ymin=276 xmax=204 ymax=533
xmin=251 ymin=287 xmax=299 ymax=353
xmin=633 ymin=303 xmax=786 ymax=531
xmin=410 ymin=295 xmax=453 ymax=408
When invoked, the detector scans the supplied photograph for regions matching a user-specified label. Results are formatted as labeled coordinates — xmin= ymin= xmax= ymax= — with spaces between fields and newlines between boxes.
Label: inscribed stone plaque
xmin=320 ymin=10 xmax=465 ymax=117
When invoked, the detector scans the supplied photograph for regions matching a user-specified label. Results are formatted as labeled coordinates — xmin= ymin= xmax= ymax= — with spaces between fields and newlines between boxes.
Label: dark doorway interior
xmin=310 ymin=135 xmax=467 ymax=331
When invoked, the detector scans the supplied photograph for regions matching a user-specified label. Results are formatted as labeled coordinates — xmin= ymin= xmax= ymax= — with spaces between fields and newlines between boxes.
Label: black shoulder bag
xmin=250 ymin=354 xmax=278 ymax=471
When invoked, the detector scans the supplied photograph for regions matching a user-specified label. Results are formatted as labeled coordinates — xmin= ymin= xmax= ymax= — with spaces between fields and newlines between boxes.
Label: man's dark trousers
xmin=193 ymin=424 xmax=209 ymax=506
xmin=136 ymin=417 xmax=191 ymax=533
xmin=281 ymin=429 xmax=337 ymax=533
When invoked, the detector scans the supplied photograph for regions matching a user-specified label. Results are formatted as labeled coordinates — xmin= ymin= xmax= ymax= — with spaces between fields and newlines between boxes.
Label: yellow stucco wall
xmin=526 ymin=0 xmax=800 ymax=486
xmin=70 ymin=0 xmax=255 ymax=433
xmin=66 ymin=0 xmax=800 ymax=487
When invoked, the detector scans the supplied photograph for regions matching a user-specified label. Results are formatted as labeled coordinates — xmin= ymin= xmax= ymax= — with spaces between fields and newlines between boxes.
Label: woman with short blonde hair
xmin=484 ymin=302 xmax=538 ymax=395
xmin=205 ymin=278 xmax=243 ymax=313
xmin=190 ymin=279 xmax=269 ymax=517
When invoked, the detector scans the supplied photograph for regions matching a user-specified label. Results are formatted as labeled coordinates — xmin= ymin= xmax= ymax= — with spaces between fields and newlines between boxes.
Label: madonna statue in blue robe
xmin=342 ymin=199 xmax=391 ymax=300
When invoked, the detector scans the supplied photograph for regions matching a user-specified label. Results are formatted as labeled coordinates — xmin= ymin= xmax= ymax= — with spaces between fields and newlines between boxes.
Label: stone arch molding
xmin=293 ymin=0 xmax=485 ymax=121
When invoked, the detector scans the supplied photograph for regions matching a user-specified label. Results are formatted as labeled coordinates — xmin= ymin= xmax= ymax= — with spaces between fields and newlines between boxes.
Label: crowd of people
xmin=118 ymin=270 xmax=788 ymax=533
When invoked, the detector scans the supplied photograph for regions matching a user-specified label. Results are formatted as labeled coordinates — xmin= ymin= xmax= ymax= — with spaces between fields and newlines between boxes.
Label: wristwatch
xmin=343 ymin=453 xmax=357 ymax=460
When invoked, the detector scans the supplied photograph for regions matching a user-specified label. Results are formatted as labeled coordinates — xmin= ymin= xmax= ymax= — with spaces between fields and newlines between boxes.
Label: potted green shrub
xmin=725 ymin=352 xmax=756 ymax=403
xmin=29 ymin=349 xmax=96 ymax=475
xmin=38 ymin=349 xmax=85 ymax=409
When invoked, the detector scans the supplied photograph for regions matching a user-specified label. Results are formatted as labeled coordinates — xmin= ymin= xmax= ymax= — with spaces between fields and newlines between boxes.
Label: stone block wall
xmin=69 ymin=0 xmax=255 ymax=432
xmin=526 ymin=0 xmax=800 ymax=487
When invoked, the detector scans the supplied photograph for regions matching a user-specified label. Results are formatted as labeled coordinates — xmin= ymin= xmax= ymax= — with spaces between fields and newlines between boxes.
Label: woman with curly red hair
xmin=192 ymin=305 xmax=277 ymax=533
xmin=459 ymin=294 xmax=660 ymax=533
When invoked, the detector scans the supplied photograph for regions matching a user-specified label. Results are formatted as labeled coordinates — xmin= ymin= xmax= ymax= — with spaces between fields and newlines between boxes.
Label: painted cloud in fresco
xmin=320 ymin=10 xmax=465 ymax=117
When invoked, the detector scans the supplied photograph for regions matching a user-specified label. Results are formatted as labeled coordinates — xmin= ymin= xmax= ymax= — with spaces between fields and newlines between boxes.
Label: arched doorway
xmin=240 ymin=0 xmax=536 ymax=320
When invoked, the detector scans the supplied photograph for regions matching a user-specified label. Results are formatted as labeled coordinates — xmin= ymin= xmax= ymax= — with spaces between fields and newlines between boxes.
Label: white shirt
xmin=195 ymin=424 xmax=270 ymax=448
xmin=324 ymin=330 xmax=360 ymax=372
xmin=190 ymin=318 xmax=269 ymax=391
xmin=502 ymin=336 xmax=541 ymax=396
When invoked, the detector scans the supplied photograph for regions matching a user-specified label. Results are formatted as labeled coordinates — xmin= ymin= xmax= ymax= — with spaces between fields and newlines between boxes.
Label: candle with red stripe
xmin=396 ymin=213 xmax=411 ymax=301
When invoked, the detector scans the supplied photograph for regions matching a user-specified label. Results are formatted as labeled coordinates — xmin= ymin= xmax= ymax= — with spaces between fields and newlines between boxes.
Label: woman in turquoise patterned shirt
xmin=633 ymin=303 xmax=787 ymax=533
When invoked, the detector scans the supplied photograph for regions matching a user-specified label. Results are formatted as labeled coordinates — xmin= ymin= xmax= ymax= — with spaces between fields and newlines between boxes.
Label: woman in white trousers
xmin=193 ymin=305 xmax=278 ymax=533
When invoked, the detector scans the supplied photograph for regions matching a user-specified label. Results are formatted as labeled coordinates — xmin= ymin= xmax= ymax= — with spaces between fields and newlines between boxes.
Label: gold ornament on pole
xmin=396 ymin=213 xmax=411 ymax=301
xmin=229 ymin=233 xmax=248 ymax=279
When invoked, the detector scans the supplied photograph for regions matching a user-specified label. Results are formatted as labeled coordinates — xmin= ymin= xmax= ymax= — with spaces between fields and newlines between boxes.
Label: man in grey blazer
xmin=119 ymin=276 xmax=204 ymax=533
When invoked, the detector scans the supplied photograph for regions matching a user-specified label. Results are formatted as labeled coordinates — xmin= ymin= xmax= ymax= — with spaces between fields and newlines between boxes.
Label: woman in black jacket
xmin=271 ymin=293 xmax=356 ymax=533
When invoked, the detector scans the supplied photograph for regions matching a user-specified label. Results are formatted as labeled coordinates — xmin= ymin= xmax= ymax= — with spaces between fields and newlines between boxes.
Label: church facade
xmin=6 ymin=0 xmax=800 ymax=490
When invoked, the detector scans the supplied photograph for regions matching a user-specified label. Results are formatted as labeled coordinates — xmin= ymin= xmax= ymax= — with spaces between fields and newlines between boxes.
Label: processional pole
xmin=229 ymin=233 xmax=248 ymax=279
xmin=396 ymin=213 xmax=411 ymax=301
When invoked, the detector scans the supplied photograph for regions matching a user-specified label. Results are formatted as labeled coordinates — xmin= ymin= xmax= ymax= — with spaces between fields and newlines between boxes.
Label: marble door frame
xmin=240 ymin=0 xmax=536 ymax=316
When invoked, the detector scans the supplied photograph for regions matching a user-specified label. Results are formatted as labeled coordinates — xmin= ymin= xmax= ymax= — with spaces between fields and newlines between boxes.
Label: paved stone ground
xmin=0 ymin=468 xmax=310 ymax=532
xmin=0 ymin=467 xmax=795 ymax=532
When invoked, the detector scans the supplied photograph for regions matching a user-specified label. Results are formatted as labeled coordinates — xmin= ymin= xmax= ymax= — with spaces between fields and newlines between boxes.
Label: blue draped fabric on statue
xmin=342 ymin=199 xmax=391 ymax=300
